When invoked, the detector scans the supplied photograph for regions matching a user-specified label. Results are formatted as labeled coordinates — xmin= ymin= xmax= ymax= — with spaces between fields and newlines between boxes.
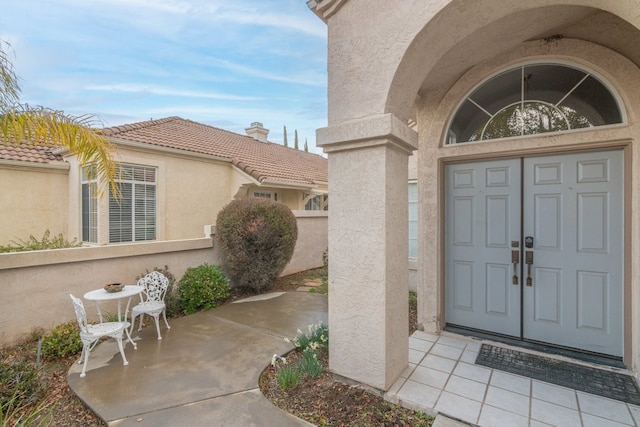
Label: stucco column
xmin=317 ymin=113 xmax=418 ymax=390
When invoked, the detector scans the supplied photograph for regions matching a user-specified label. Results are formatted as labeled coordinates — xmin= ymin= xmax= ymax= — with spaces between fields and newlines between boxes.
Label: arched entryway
xmin=417 ymin=37 xmax=640 ymax=369
xmin=442 ymin=62 xmax=625 ymax=358
xmin=310 ymin=0 xmax=640 ymax=390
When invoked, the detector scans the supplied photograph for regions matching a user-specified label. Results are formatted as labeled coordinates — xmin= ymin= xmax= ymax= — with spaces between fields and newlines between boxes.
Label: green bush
xmin=41 ymin=321 xmax=82 ymax=360
xmin=178 ymin=263 xmax=230 ymax=315
xmin=216 ymin=197 xmax=298 ymax=292
xmin=137 ymin=266 xmax=180 ymax=318
xmin=0 ymin=230 xmax=82 ymax=253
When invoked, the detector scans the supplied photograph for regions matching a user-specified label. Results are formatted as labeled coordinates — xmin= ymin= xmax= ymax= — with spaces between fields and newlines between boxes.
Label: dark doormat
xmin=476 ymin=344 xmax=640 ymax=405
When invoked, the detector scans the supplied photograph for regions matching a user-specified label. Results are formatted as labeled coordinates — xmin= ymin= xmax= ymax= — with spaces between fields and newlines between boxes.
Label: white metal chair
xmin=69 ymin=294 xmax=129 ymax=378
xmin=130 ymin=271 xmax=171 ymax=340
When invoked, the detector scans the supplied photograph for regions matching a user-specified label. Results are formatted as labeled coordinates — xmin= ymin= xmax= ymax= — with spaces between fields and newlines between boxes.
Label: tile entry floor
xmin=385 ymin=331 xmax=640 ymax=426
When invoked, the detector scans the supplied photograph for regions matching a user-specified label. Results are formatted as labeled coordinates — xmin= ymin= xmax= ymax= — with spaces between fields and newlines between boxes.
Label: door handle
xmin=511 ymin=241 xmax=519 ymax=285
xmin=525 ymin=250 xmax=534 ymax=286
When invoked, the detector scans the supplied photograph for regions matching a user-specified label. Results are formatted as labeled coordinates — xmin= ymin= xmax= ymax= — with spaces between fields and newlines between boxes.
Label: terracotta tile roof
xmin=0 ymin=143 xmax=63 ymax=164
xmin=102 ymin=116 xmax=328 ymax=187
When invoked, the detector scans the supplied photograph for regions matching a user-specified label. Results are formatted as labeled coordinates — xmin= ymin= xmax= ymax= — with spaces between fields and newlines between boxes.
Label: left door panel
xmin=445 ymin=159 xmax=522 ymax=337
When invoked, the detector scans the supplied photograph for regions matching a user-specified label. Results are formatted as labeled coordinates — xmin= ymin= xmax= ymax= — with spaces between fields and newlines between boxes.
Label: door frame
xmin=438 ymin=142 xmax=632 ymax=364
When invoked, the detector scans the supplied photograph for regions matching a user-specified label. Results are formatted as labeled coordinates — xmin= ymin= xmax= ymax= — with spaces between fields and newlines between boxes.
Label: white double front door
xmin=445 ymin=150 xmax=624 ymax=357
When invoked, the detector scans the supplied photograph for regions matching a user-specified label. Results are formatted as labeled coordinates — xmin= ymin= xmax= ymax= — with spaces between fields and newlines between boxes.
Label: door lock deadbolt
xmin=525 ymin=236 xmax=534 ymax=248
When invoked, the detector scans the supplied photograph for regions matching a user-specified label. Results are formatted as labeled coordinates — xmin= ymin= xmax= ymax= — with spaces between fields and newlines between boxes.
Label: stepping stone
xmin=303 ymin=279 xmax=322 ymax=287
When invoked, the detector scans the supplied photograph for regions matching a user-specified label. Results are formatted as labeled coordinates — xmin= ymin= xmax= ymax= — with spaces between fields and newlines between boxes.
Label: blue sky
xmin=1 ymin=0 xmax=328 ymax=154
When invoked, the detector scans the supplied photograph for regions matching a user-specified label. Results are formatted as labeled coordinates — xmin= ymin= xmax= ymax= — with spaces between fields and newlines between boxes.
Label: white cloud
xmin=85 ymin=83 xmax=262 ymax=101
xmin=212 ymin=58 xmax=325 ymax=87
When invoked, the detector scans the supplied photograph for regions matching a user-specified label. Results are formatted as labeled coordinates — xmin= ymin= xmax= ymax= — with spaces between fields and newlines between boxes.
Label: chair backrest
xmin=137 ymin=271 xmax=169 ymax=302
xmin=70 ymin=294 xmax=89 ymax=333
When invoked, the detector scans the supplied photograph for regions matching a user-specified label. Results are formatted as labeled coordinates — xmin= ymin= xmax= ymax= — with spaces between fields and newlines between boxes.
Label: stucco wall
xmin=0 ymin=238 xmax=217 ymax=347
xmin=0 ymin=162 xmax=71 ymax=245
xmin=0 ymin=213 xmax=327 ymax=348
xmin=281 ymin=211 xmax=328 ymax=276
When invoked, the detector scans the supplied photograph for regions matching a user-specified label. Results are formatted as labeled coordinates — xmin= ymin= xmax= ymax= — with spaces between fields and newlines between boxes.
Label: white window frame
xmin=304 ymin=194 xmax=328 ymax=211
xmin=81 ymin=166 xmax=98 ymax=243
xmin=253 ymin=191 xmax=278 ymax=202
xmin=109 ymin=164 xmax=157 ymax=243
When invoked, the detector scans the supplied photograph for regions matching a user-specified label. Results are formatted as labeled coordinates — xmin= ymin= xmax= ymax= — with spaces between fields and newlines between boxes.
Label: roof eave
xmin=258 ymin=179 xmax=316 ymax=190
xmin=0 ymin=158 xmax=70 ymax=171
xmin=307 ymin=0 xmax=347 ymax=22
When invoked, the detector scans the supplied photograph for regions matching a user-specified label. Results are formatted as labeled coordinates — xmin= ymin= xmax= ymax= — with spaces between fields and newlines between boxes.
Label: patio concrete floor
xmin=67 ymin=290 xmax=640 ymax=426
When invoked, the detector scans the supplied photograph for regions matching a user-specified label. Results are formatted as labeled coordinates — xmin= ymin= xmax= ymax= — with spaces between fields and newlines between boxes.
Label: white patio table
xmin=83 ymin=285 xmax=142 ymax=349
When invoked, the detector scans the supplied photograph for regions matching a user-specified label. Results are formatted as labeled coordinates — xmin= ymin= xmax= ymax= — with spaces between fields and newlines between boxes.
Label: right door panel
xmin=522 ymin=150 xmax=624 ymax=357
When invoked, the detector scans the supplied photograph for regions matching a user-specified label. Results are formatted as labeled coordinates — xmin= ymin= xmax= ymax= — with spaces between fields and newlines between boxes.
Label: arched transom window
xmin=446 ymin=64 xmax=623 ymax=145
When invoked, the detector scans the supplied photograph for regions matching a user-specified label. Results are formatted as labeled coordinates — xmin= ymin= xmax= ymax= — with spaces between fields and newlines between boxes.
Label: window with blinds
xmin=253 ymin=191 xmax=278 ymax=201
xmin=109 ymin=164 xmax=156 ymax=243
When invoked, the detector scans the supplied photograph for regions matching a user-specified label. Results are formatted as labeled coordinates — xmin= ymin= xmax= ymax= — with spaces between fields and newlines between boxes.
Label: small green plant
xmin=297 ymin=348 xmax=323 ymax=377
xmin=101 ymin=312 xmax=119 ymax=323
xmin=0 ymin=230 xmax=83 ymax=253
xmin=40 ymin=321 xmax=82 ymax=360
xmin=276 ymin=322 xmax=328 ymax=390
xmin=178 ymin=263 xmax=230 ymax=314
xmin=137 ymin=266 xmax=180 ymax=318
xmin=409 ymin=291 xmax=417 ymax=306
xmin=276 ymin=365 xmax=302 ymax=390
xmin=1 ymin=390 xmax=53 ymax=427
xmin=0 ymin=361 xmax=45 ymax=413
xmin=309 ymin=268 xmax=328 ymax=294
xmin=286 ymin=322 xmax=328 ymax=351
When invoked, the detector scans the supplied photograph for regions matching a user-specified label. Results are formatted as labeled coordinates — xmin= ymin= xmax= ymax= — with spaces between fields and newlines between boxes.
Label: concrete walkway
xmin=72 ymin=290 xmax=635 ymax=426
xmin=68 ymin=292 xmax=326 ymax=426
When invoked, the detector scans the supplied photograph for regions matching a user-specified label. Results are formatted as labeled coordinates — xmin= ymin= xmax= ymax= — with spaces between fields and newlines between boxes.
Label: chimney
xmin=245 ymin=122 xmax=269 ymax=142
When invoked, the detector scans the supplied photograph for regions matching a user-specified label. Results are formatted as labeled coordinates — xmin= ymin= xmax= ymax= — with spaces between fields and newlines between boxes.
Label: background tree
xmin=0 ymin=41 xmax=117 ymax=192
xmin=283 ymin=125 xmax=288 ymax=147
xmin=294 ymin=129 xmax=299 ymax=150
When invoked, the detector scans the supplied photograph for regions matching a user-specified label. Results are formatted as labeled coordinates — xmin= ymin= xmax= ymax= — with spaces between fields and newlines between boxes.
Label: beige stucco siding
xmin=71 ymin=146 xmax=235 ymax=243
xmin=161 ymin=154 xmax=231 ymax=240
xmin=278 ymin=188 xmax=304 ymax=210
xmin=0 ymin=163 xmax=70 ymax=245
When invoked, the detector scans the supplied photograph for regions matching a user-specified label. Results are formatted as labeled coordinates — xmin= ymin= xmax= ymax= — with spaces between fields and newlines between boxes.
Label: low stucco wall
xmin=0 ymin=213 xmax=328 ymax=348
xmin=281 ymin=211 xmax=328 ymax=276
xmin=0 ymin=238 xmax=218 ymax=347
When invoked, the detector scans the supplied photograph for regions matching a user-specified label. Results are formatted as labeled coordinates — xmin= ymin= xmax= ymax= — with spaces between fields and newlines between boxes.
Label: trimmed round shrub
xmin=216 ymin=197 xmax=298 ymax=292
xmin=41 ymin=321 xmax=82 ymax=359
xmin=178 ymin=263 xmax=230 ymax=314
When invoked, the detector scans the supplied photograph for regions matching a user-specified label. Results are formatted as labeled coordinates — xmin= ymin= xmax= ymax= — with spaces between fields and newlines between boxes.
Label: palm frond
xmin=0 ymin=106 xmax=119 ymax=195
xmin=0 ymin=41 xmax=20 ymax=108
xmin=0 ymin=41 xmax=118 ymax=195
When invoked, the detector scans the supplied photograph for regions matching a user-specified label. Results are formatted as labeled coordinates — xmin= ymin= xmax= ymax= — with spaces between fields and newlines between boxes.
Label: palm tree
xmin=0 ymin=41 xmax=117 ymax=193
